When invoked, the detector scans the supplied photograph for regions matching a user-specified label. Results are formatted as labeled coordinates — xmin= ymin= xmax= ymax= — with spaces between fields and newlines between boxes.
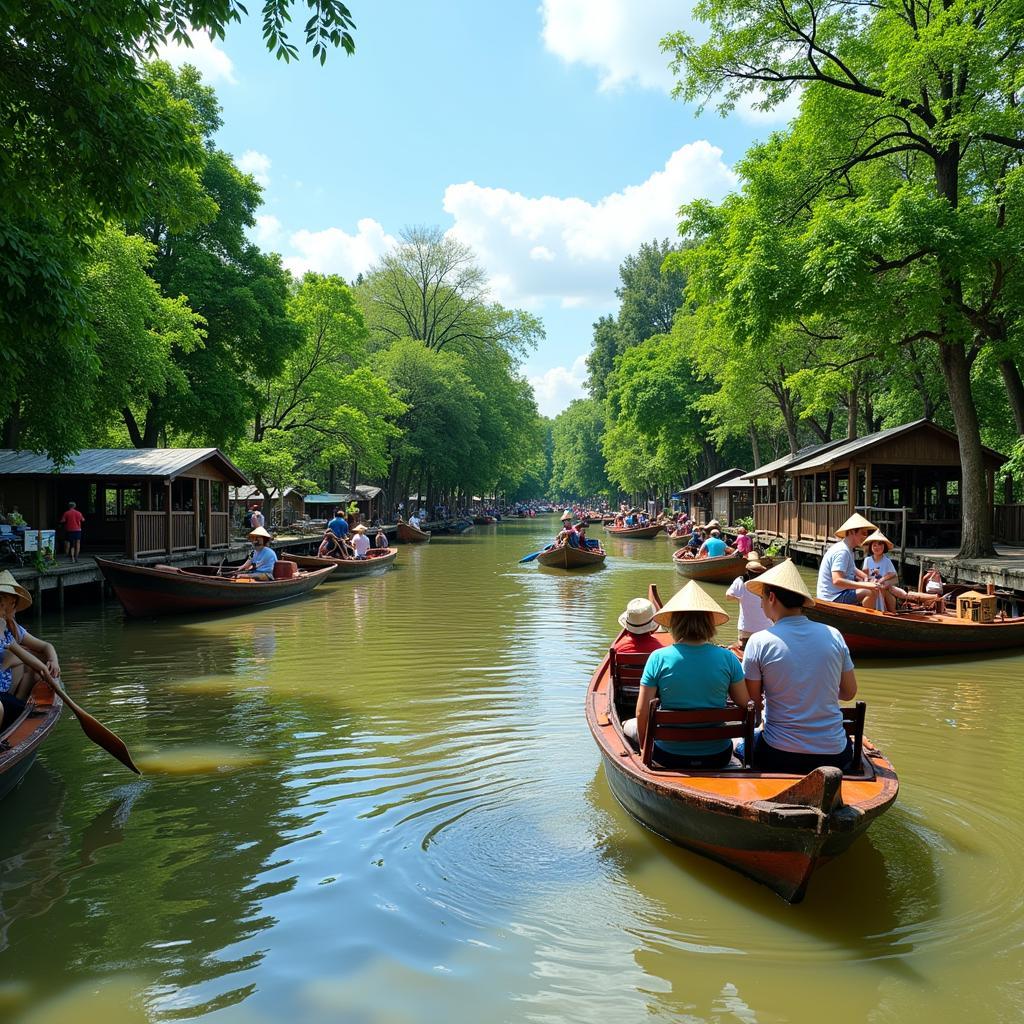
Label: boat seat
xmin=841 ymin=701 xmax=867 ymax=772
xmin=273 ymin=560 xmax=297 ymax=580
xmin=641 ymin=700 xmax=757 ymax=770
xmin=608 ymin=647 xmax=651 ymax=711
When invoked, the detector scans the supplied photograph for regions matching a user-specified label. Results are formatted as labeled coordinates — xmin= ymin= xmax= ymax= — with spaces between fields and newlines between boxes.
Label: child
xmin=861 ymin=531 xmax=901 ymax=612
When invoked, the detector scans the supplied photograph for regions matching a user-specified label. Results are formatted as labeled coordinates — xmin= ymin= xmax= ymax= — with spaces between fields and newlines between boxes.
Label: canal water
xmin=2 ymin=517 xmax=1023 ymax=1022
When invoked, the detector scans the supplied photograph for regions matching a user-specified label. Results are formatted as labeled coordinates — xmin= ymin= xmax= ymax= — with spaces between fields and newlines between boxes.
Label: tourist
xmin=862 ymin=531 xmax=901 ymax=612
xmin=613 ymin=598 xmax=663 ymax=655
xmin=408 ymin=510 xmax=422 ymax=531
xmin=741 ymin=559 xmax=857 ymax=772
xmin=697 ymin=529 xmax=734 ymax=560
xmin=0 ymin=571 xmax=60 ymax=729
xmin=375 ymin=528 xmax=389 ymax=551
xmin=328 ymin=508 xmax=350 ymax=540
xmin=816 ymin=513 xmax=881 ymax=607
xmin=734 ymin=526 xmax=753 ymax=557
xmin=920 ymin=566 xmax=946 ymax=610
xmin=236 ymin=526 xmax=278 ymax=580
xmin=249 ymin=504 xmax=265 ymax=530
xmin=621 ymin=582 xmax=748 ymax=768
xmin=59 ymin=501 xmax=84 ymax=563
xmin=351 ymin=524 xmax=371 ymax=559
xmin=725 ymin=554 xmax=773 ymax=649
xmin=318 ymin=529 xmax=346 ymax=558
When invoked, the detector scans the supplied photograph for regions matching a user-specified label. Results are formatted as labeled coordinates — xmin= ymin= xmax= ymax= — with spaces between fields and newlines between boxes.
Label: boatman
xmin=817 ymin=513 xmax=882 ymax=608
xmin=328 ymin=508 xmax=350 ymax=540
xmin=236 ymin=526 xmax=278 ymax=580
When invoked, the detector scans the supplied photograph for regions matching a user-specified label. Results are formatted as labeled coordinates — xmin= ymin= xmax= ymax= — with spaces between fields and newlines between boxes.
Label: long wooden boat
xmin=584 ymin=584 xmax=899 ymax=902
xmin=605 ymin=523 xmax=664 ymax=539
xmin=96 ymin=557 xmax=335 ymax=617
xmin=397 ymin=521 xmax=431 ymax=543
xmin=283 ymin=549 xmax=398 ymax=576
xmin=536 ymin=544 xmax=607 ymax=569
xmin=0 ymin=681 xmax=62 ymax=802
xmin=805 ymin=597 xmax=1024 ymax=657
xmin=672 ymin=550 xmax=747 ymax=583
xmin=473 ymin=515 xmax=497 ymax=525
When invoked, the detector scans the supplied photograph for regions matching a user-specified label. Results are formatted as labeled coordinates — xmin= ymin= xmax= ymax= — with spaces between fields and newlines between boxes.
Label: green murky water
xmin=2 ymin=517 xmax=1023 ymax=1022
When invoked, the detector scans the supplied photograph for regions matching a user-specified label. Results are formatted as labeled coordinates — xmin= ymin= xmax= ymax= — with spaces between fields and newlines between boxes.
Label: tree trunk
xmin=328 ymin=464 xmax=337 ymax=492
xmin=123 ymin=408 xmax=143 ymax=448
xmin=1 ymin=405 xmax=20 ymax=448
xmin=748 ymin=424 xmax=761 ymax=468
xmin=998 ymin=357 xmax=1024 ymax=435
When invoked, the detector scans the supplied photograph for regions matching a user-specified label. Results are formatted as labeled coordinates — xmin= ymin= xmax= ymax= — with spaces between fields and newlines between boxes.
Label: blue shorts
xmin=832 ymin=589 xmax=861 ymax=605
xmin=65 ymin=531 xmax=82 ymax=541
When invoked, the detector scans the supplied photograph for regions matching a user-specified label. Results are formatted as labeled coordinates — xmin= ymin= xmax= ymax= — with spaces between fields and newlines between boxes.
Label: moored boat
xmin=0 ymin=681 xmax=62 ymax=802
xmin=283 ymin=548 xmax=398 ymax=576
xmin=584 ymin=583 xmax=899 ymax=902
xmin=96 ymin=557 xmax=335 ymax=617
xmin=397 ymin=520 xmax=431 ymax=543
xmin=473 ymin=515 xmax=497 ymax=525
xmin=672 ymin=550 xmax=747 ymax=583
xmin=605 ymin=523 xmax=664 ymax=539
xmin=805 ymin=597 xmax=1024 ymax=657
xmin=536 ymin=544 xmax=607 ymax=569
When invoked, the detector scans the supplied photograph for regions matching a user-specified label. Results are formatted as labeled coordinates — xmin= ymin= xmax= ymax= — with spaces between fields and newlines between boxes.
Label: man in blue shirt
xmin=327 ymin=509 xmax=349 ymax=540
xmin=236 ymin=527 xmax=278 ymax=580
xmin=697 ymin=529 xmax=734 ymax=559
xmin=817 ymin=513 xmax=881 ymax=607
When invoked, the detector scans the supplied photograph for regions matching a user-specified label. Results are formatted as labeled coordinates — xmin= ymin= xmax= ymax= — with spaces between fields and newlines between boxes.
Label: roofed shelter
xmin=230 ymin=485 xmax=305 ymax=527
xmin=0 ymin=449 xmax=248 ymax=558
xmin=681 ymin=469 xmax=750 ymax=526
xmin=304 ymin=486 xmax=383 ymax=523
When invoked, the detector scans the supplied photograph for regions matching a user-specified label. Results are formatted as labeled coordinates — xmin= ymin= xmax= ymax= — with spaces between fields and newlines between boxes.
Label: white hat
xmin=617 ymin=598 xmax=659 ymax=634
xmin=745 ymin=558 xmax=814 ymax=608
xmin=653 ymin=580 xmax=729 ymax=627
xmin=835 ymin=513 xmax=877 ymax=538
xmin=248 ymin=526 xmax=273 ymax=541
xmin=863 ymin=530 xmax=893 ymax=551
xmin=352 ymin=524 xmax=368 ymax=533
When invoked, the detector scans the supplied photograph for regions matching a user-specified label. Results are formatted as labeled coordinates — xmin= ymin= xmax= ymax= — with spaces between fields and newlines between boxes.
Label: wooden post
xmin=165 ymin=480 xmax=173 ymax=554
xmin=864 ymin=463 xmax=873 ymax=520
xmin=899 ymin=507 xmax=908 ymax=582
xmin=193 ymin=477 xmax=199 ymax=549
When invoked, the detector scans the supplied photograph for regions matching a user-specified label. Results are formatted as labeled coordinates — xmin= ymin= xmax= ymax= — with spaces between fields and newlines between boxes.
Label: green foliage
xmin=550 ymin=399 xmax=611 ymax=498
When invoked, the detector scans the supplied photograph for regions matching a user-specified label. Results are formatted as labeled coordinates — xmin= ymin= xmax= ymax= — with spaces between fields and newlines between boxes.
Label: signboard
xmin=23 ymin=529 xmax=56 ymax=553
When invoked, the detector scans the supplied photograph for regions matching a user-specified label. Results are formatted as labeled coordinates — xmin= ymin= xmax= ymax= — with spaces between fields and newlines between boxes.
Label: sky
xmin=158 ymin=1 xmax=793 ymax=416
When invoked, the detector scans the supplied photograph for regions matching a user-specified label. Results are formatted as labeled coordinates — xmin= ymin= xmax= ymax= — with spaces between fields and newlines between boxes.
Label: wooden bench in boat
xmin=608 ymin=647 xmax=650 ymax=711
xmin=641 ymin=699 xmax=757 ymax=769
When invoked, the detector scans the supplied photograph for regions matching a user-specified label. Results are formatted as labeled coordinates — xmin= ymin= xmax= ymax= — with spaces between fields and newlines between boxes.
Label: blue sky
xmin=159 ymin=1 xmax=793 ymax=416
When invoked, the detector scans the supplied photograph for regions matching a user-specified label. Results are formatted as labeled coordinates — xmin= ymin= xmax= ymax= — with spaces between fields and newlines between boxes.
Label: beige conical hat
xmin=248 ymin=526 xmax=273 ymax=540
xmin=863 ymin=530 xmax=893 ymax=551
xmin=745 ymin=558 xmax=814 ymax=607
xmin=835 ymin=512 xmax=877 ymax=538
xmin=653 ymin=580 xmax=729 ymax=626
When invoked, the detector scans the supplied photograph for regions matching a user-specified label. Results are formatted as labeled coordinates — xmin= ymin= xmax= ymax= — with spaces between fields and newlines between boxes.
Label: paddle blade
xmin=519 ymin=549 xmax=547 ymax=563
xmin=76 ymin=710 xmax=142 ymax=775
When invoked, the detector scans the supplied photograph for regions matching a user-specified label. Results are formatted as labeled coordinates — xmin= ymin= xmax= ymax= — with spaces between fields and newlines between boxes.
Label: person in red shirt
xmin=59 ymin=501 xmax=85 ymax=562
xmin=613 ymin=598 xmax=665 ymax=655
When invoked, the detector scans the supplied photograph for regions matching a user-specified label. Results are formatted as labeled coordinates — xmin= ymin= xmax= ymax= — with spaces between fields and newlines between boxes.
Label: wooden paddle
xmin=49 ymin=677 xmax=141 ymax=775
xmin=519 ymin=546 xmax=554 ymax=563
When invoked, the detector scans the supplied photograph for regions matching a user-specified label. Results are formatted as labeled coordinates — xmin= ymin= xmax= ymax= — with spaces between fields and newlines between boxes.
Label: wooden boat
xmin=805 ymin=597 xmax=1024 ymax=657
xmin=95 ymin=557 xmax=335 ymax=617
xmin=584 ymin=583 xmax=899 ymax=902
xmin=536 ymin=544 xmax=606 ymax=569
xmin=283 ymin=548 xmax=398 ymax=576
xmin=397 ymin=520 xmax=431 ymax=543
xmin=0 ymin=681 xmax=62 ymax=801
xmin=672 ymin=550 xmax=747 ymax=583
xmin=473 ymin=515 xmax=497 ymax=525
xmin=605 ymin=523 xmax=664 ymax=539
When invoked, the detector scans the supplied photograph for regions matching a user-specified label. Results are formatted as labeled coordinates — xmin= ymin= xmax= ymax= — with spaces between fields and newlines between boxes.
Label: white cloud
xmin=529 ymin=355 xmax=589 ymax=417
xmin=238 ymin=150 xmax=272 ymax=188
xmin=156 ymin=29 xmax=237 ymax=85
xmin=283 ymin=218 xmax=399 ymax=280
xmin=443 ymin=141 xmax=736 ymax=309
xmin=253 ymin=214 xmax=283 ymax=247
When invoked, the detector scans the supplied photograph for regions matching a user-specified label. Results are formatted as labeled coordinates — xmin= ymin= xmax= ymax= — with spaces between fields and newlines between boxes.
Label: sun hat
xmin=835 ymin=512 xmax=877 ymax=538
xmin=0 ymin=570 xmax=32 ymax=612
xmin=352 ymin=524 xmax=368 ymax=533
xmin=745 ymin=552 xmax=767 ymax=576
xmin=652 ymin=580 xmax=729 ymax=627
xmin=863 ymin=530 xmax=893 ymax=551
xmin=560 ymin=510 xmax=572 ymax=521
xmin=707 ymin=519 xmax=721 ymax=530
xmin=745 ymin=558 xmax=814 ymax=608
xmin=617 ymin=598 xmax=659 ymax=634
xmin=248 ymin=526 xmax=273 ymax=541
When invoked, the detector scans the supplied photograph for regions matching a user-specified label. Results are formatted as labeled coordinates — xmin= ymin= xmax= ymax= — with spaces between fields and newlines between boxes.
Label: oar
xmin=49 ymin=677 xmax=141 ymax=775
xmin=519 ymin=546 xmax=553 ymax=563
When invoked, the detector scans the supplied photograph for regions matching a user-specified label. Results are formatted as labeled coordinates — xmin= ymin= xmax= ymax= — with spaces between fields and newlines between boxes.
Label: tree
xmin=665 ymin=1 xmax=1024 ymax=556
xmin=549 ymin=399 xmax=611 ymax=498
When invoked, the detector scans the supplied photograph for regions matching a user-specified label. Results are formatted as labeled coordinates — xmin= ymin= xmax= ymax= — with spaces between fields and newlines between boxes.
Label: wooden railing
xmin=994 ymin=504 xmax=1024 ymax=545
xmin=753 ymin=504 xmax=772 ymax=534
xmin=209 ymin=512 xmax=229 ymax=547
xmin=798 ymin=501 xmax=850 ymax=541
xmin=171 ymin=512 xmax=194 ymax=551
xmin=129 ymin=511 xmax=166 ymax=557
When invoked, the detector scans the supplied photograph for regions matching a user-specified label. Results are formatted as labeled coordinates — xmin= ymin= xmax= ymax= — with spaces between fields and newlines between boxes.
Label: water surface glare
xmin=2 ymin=518 xmax=1023 ymax=1022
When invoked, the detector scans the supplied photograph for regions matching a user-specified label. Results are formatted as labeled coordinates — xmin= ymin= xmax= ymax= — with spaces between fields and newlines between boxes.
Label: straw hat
xmin=352 ymin=524 xmax=368 ymax=533
xmin=745 ymin=552 xmax=766 ymax=576
xmin=835 ymin=512 xmax=877 ymax=538
xmin=652 ymin=580 xmax=729 ymax=627
xmin=0 ymin=570 xmax=32 ymax=612
xmin=863 ymin=530 xmax=893 ymax=551
xmin=745 ymin=558 xmax=814 ymax=608
xmin=707 ymin=519 xmax=721 ymax=530
xmin=617 ymin=598 xmax=659 ymax=634
xmin=248 ymin=526 xmax=273 ymax=541
xmin=560 ymin=510 xmax=572 ymax=522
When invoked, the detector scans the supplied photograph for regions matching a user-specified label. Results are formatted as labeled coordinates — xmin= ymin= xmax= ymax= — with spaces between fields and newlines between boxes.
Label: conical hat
xmin=835 ymin=512 xmax=876 ymax=538
xmin=863 ymin=530 xmax=893 ymax=551
xmin=560 ymin=510 xmax=572 ymax=521
xmin=745 ymin=558 xmax=814 ymax=608
xmin=248 ymin=526 xmax=273 ymax=540
xmin=653 ymin=580 xmax=729 ymax=627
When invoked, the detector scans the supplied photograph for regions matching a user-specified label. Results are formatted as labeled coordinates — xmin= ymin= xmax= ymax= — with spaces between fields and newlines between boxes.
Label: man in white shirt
xmin=351 ymin=524 xmax=371 ymax=558
xmin=409 ymin=512 xmax=421 ymax=530
xmin=816 ymin=513 xmax=883 ymax=608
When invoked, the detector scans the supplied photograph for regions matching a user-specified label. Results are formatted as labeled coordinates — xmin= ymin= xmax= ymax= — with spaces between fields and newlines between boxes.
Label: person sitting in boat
xmin=408 ymin=512 xmax=422 ymax=531
xmin=621 ymin=582 xmax=748 ymax=769
xmin=0 ymin=572 xmax=61 ymax=730
xmin=741 ymin=559 xmax=857 ymax=773
xmin=318 ymin=529 xmax=347 ymax=559
xmin=697 ymin=529 xmax=735 ymax=560
xmin=236 ymin=526 xmax=278 ymax=580
xmin=734 ymin=526 xmax=753 ymax=557
xmin=614 ymin=514 xmax=625 ymax=528
xmin=374 ymin=528 xmax=389 ymax=551
xmin=576 ymin=521 xmax=602 ymax=553
xmin=613 ymin=598 xmax=663 ymax=655
xmin=862 ymin=531 xmax=902 ymax=612
xmin=816 ymin=513 xmax=883 ymax=608
xmin=351 ymin=524 xmax=371 ymax=559
xmin=725 ymin=554 xmax=773 ymax=650
xmin=920 ymin=566 xmax=945 ymax=609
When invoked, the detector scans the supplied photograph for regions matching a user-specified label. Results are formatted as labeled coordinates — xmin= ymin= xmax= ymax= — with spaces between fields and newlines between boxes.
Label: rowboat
xmin=805 ymin=598 xmax=1024 ymax=657
xmin=0 ymin=681 xmax=62 ymax=801
xmin=584 ymin=583 xmax=899 ymax=902
xmin=397 ymin=521 xmax=431 ymax=543
xmin=536 ymin=544 xmax=606 ymax=569
xmin=95 ymin=557 xmax=335 ymax=617
xmin=283 ymin=548 xmax=398 ymax=576
xmin=672 ymin=550 xmax=747 ymax=583
xmin=605 ymin=524 xmax=664 ymax=539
